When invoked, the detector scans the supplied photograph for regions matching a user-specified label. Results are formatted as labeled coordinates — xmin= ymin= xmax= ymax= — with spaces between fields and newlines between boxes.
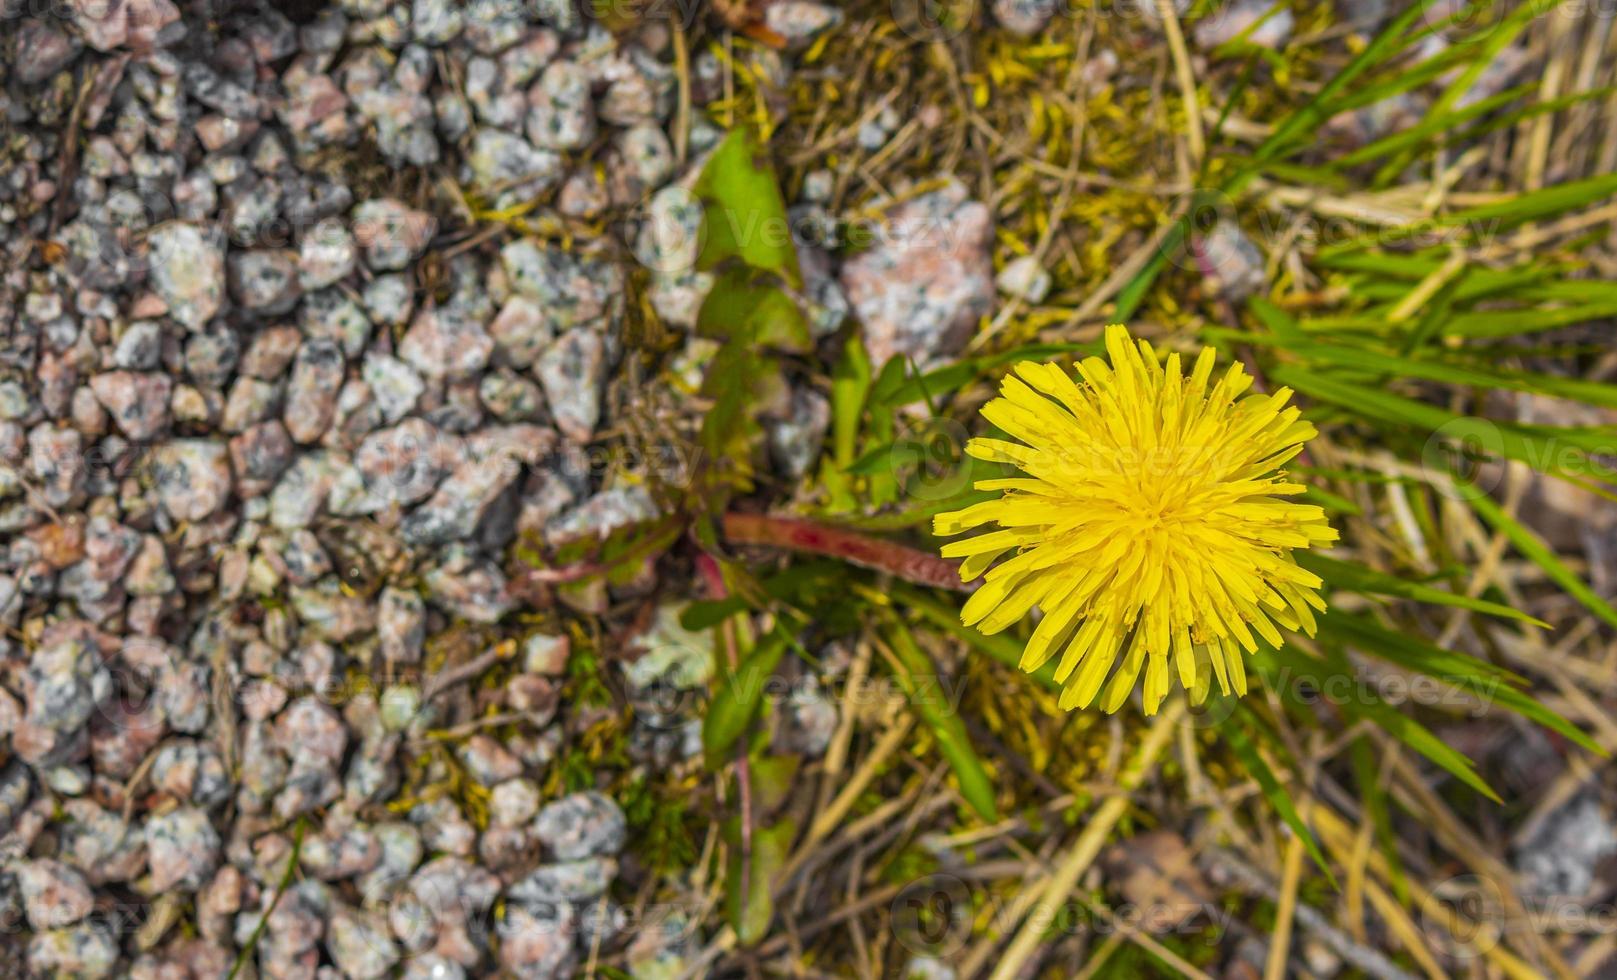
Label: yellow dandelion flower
xmin=934 ymin=326 xmax=1338 ymax=715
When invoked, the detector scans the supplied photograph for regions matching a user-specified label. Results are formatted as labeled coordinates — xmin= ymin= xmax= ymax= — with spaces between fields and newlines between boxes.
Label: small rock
xmin=534 ymin=791 xmax=627 ymax=860
xmin=400 ymin=307 xmax=495 ymax=381
xmin=89 ymin=371 xmax=173 ymax=441
xmin=534 ymin=328 xmax=606 ymax=443
xmin=353 ymin=199 xmax=436 ymax=271
xmin=361 ymin=352 xmax=426 ymax=424
xmin=284 ymin=339 xmax=346 ymax=443
xmin=28 ymin=922 xmax=119 ymax=980
xmin=16 ymin=859 xmax=95 ymax=930
xmin=423 ymin=554 xmax=514 ymax=623
xmin=526 ymin=60 xmax=595 ymax=150
xmin=298 ymin=218 xmax=358 ymax=290
xmin=488 ymin=296 xmax=554 ymax=369
xmin=764 ymin=2 xmax=845 ymax=49
xmin=328 ymin=905 xmax=399 ymax=979
xmin=996 ymin=255 xmax=1052 ymax=304
xmin=378 ymin=587 xmax=426 ymax=664
xmin=146 ymin=807 xmax=222 ymax=892
xmin=412 ymin=0 xmax=463 ymax=44
xmin=479 ymin=370 xmax=547 ymax=422
xmin=840 ymin=179 xmax=994 ymax=368
xmin=1197 ymin=220 xmax=1266 ymax=299
xmin=404 ymin=454 xmax=521 ymax=545
xmin=150 ymin=440 xmax=233 ymax=521
xmin=227 ymin=252 xmax=303 ymax=316
xmin=467 ymin=130 xmax=562 ymax=203
xmin=14 ymin=21 xmax=83 ymax=84
xmin=229 ymin=420 xmax=295 ymax=498
xmin=1194 ymin=0 xmax=1294 ymax=49
xmin=355 ymin=419 xmax=464 ymax=506
xmin=113 ymin=321 xmax=166 ymax=371
xmin=300 ymin=288 xmax=374 ymax=358
xmin=239 ymin=325 xmax=304 ymax=379
xmin=990 ymin=0 xmax=1057 ymax=37
xmin=1517 ymin=791 xmax=1617 ymax=898
xmin=363 ymin=274 xmax=416 ymax=326
xmin=147 ymin=223 xmax=225 ymax=330
xmin=497 ymin=904 xmax=578 ymax=980
xmin=126 ymin=534 xmax=177 ymax=596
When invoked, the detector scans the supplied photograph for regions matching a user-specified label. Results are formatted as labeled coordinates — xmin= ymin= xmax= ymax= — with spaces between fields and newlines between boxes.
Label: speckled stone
xmin=389 ymin=856 xmax=499 ymax=966
xmin=16 ymin=859 xmax=95 ymax=930
xmin=145 ymin=806 xmax=222 ymax=892
xmin=228 ymin=250 xmax=302 ymax=315
xmin=353 ymin=199 xmax=436 ymax=271
xmin=89 ymin=371 xmax=172 ymax=441
xmin=422 ymin=553 xmax=513 ymax=623
xmin=363 ymin=274 xmax=416 ymax=327
xmin=327 ymin=905 xmax=399 ymax=979
xmin=284 ymin=339 xmax=346 ymax=443
xmin=239 ymin=325 xmax=303 ymax=380
xmin=14 ymin=21 xmax=83 ymax=84
xmin=989 ymin=0 xmax=1056 ymax=37
xmin=149 ymin=440 xmax=233 ymax=521
xmin=526 ymin=60 xmax=595 ymax=150
xmin=399 ymin=306 xmax=494 ymax=382
xmin=378 ymin=587 xmax=426 ymax=664
xmin=534 ymin=328 xmax=606 ymax=444
xmin=608 ymin=124 xmax=674 ymax=204
xmin=229 ymin=420 xmax=295 ymax=498
xmin=534 ymin=791 xmax=626 ymax=860
xmin=466 ymin=129 xmax=562 ymax=203
xmin=497 ymin=904 xmax=578 ymax=979
xmin=839 ymin=179 xmax=994 ymax=369
xmin=298 ymin=218 xmax=358 ymax=290
xmin=146 ymin=223 xmax=225 ymax=330
xmin=27 ymin=922 xmax=119 ymax=980
xmin=400 ymin=455 xmax=521 ymax=546
xmin=356 ymin=352 xmax=422 ymax=425
xmin=355 ymin=419 xmax=465 ymax=506
xmin=28 ymin=424 xmax=87 ymax=509
xmin=300 ymin=288 xmax=374 ymax=359
xmin=126 ymin=534 xmax=178 ymax=595
xmin=487 ymin=295 xmax=554 ymax=369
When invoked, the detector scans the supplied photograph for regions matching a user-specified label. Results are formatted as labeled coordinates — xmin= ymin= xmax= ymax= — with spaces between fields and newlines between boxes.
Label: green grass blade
xmin=1457 ymin=478 xmax=1617 ymax=630
xmin=1297 ymin=553 xmax=1547 ymax=627
xmin=1226 ymin=708 xmax=1336 ymax=885
xmin=885 ymin=620 xmax=999 ymax=821
xmin=1323 ymin=613 xmax=1602 ymax=755
xmin=703 ymin=629 xmax=789 ymax=768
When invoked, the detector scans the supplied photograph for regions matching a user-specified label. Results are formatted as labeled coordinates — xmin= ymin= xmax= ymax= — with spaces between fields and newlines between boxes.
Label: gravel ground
xmin=0 ymin=1 xmax=870 ymax=977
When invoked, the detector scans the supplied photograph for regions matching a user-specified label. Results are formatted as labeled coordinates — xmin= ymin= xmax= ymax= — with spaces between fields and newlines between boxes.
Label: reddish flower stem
xmin=720 ymin=512 xmax=973 ymax=592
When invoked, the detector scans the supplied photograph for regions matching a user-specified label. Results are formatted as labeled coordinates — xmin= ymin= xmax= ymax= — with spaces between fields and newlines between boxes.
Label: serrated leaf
xmin=703 ymin=630 xmax=789 ymax=769
xmin=694 ymin=126 xmax=801 ymax=286
xmin=696 ymin=265 xmax=812 ymax=352
xmin=724 ymin=815 xmax=795 ymax=946
xmin=681 ymin=597 xmax=751 ymax=632
xmin=747 ymin=754 xmax=801 ymax=815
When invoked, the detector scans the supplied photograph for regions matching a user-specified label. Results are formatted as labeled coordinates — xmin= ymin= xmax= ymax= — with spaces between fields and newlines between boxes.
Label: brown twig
xmin=421 ymin=643 xmax=509 ymax=703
